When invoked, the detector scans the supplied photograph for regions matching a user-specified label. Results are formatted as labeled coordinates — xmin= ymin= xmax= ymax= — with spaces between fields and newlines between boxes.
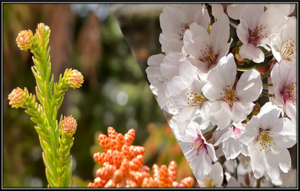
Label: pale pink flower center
xmin=191 ymin=134 xmax=207 ymax=156
xmin=199 ymin=45 xmax=218 ymax=69
xmin=220 ymin=84 xmax=239 ymax=107
xmin=233 ymin=126 xmax=242 ymax=140
xmin=281 ymin=82 xmax=296 ymax=105
xmin=281 ymin=38 xmax=296 ymax=60
xmin=178 ymin=22 xmax=190 ymax=40
xmin=248 ymin=25 xmax=267 ymax=46
xmin=186 ymin=92 xmax=205 ymax=106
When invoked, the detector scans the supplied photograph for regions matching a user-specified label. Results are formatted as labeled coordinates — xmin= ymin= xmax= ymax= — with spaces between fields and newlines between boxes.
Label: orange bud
xmin=8 ymin=87 xmax=26 ymax=108
xmin=61 ymin=115 xmax=77 ymax=137
xmin=16 ymin=30 xmax=33 ymax=51
xmin=64 ymin=69 xmax=84 ymax=89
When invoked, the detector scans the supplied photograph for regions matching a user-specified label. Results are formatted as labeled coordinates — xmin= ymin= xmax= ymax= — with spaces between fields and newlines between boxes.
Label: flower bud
xmin=8 ymin=87 xmax=25 ymax=108
xmin=61 ymin=115 xmax=77 ymax=137
xmin=64 ymin=69 xmax=84 ymax=89
xmin=16 ymin=30 xmax=33 ymax=51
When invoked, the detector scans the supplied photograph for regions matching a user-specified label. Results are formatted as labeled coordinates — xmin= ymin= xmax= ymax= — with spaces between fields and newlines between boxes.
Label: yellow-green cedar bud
xmin=16 ymin=30 xmax=33 ymax=51
xmin=64 ymin=69 xmax=84 ymax=89
xmin=61 ymin=115 xmax=77 ymax=137
xmin=8 ymin=87 xmax=25 ymax=108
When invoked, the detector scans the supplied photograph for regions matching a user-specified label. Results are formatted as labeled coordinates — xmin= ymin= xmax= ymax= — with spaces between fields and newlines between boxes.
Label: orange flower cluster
xmin=87 ymin=127 xmax=194 ymax=188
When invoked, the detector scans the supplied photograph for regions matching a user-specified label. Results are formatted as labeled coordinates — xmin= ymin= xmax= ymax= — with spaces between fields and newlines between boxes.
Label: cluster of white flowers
xmin=146 ymin=4 xmax=297 ymax=188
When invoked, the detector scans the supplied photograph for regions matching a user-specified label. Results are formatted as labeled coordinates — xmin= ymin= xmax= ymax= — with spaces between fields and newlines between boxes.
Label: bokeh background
xmin=3 ymin=3 xmax=195 ymax=187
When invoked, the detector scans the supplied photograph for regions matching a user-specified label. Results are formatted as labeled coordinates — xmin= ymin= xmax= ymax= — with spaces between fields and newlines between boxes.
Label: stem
xmin=256 ymin=178 xmax=261 ymax=188
xmin=261 ymin=68 xmax=272 ymax=80
xmin=263 ymin=83 xmax=273 ymax=87
xmin=261 ymin=91 xmax=274 ymax=98
xmin=237 ymin=65 xmax=256 ymax=71
xmin=265 ymin=51 xmax=273 ymax=58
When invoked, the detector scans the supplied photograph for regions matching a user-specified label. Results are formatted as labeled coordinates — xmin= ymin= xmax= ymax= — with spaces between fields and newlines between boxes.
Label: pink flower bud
xmin=8 ymin=87 xmax=25 ymax=108
xmin=61 ymin=115 xmax=77 ymax=137
xmin=16 ymin=30 xmax=33 ymax=51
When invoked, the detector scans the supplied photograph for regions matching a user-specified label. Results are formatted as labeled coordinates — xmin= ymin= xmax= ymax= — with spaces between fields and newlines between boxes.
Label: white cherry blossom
xmin=183 ymin=13 xmax=231 ymax=76
xmin=167 ymin=60 xmax=212 ymax=135
xmin=197 ymin=162 xmax=224 ymax=187
xmin=210 ymin=3 xmax=248 ymax=20
xmin=270 ymin=17 xmax=296 ymax=64
xmin=171 ymin=120 xmax=217 ymax=180
xmin=239 ymin=102 xmax=296 ymax=181
xmin=270 ymin=61 xmax=296 ymax=124
xmin=145 ymin=52 xmax=186 ymax=114
xmin=159 ymin=4 xmax=210 ymax=53
xmin=214 ymin=122 xmax=249 ymax=160
xmin=237 ymin=4 xmax=286 ymax=63
xmin=202 ymin=53 xmax=262 ymax=129
xmin=265 ymin=3 xmax=296 ymax=17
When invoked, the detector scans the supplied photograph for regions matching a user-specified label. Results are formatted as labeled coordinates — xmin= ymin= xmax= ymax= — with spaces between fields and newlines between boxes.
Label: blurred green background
xmin=3 ymin=3 xmax=195 ymax=187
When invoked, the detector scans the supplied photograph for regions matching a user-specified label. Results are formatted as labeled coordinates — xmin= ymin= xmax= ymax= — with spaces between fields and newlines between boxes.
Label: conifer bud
xmin=8 ymin=87 xmax=25 ymax=108
xmin=61 ymin=115 xmax=77 ymax=137
xmin=16 ymin=30 xmax=33 ymax=51
xmin=64 ymin=69 xmax=84 ymax=89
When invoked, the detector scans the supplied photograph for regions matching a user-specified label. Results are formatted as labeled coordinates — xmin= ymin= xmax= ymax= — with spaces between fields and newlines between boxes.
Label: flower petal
xmin=249 ymin=142 xmax=266 ymax=179
xmin=239 ymin=43 xmax=265 ymax=63
xmin=236 ymin=69 xmax=262 ymax=102
xmin=232 ymin=101 xmax=255 ymax=124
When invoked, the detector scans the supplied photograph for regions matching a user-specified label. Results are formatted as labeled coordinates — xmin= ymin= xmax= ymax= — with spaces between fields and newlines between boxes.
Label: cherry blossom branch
xmin=263 ymin=83 xmax=273 ymax=87
xmin=261 ymin=91 xmax=274 ymax=98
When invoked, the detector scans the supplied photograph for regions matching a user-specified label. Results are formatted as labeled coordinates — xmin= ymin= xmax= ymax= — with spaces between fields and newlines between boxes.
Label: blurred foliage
xmin=3 ymin=3 xmax=190 ymax=187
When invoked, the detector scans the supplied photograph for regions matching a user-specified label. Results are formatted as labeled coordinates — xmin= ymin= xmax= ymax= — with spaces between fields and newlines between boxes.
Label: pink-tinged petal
xmin=239 ymin=43 xmax=264 ymax=63
xmin=160 ymin=52 xmax=183 ymax=80
xmin=176 ymin=106 xmax=199 ymax=135
xmin=227 ymin=4 xmax=248 ymax=20
xmin=210 ymin=13 xmax=230 ymax=50
xmin=257 ymin=102 xmax=282 ymax=118
xmin=198 ymin=101 xmax=212 ymax=121
xmin=178 ymin=141 xmax=195 ymax=161
xmin=147 ymin=54 xmax=164 ymax=66
xmin=192 ymin=149 xmax=212 ymax=179
xmin=210 ymin=162 xmax=223 ymax=187
xmin=206 ymin=143 xmax=218 ymax=162
xmin=167 ymin=76 xmax=189 ymax=98
xmin=226 ymin=177 xmax=240 ymax=187
xmin=202 ymin=82 xmax=223 ymax=101
xmin=249 ymin=142 xmax=266 ymax=179
xmin=236 ymin=69 xmax=262 ymax=102
xmin=282 ymin=17 xmax=296 ymax=45
xmin=156 ymin=83 xmax=168 ymax=109
xmin=160 ymin=6 xmax=185 ymax=33
xmin=194 ymin=5 xmax=210 ymax=29
xmin=203 ymin=54 xmax=237 ymax=100
xmin=265 ymin=151 xmax=281 ymax=181
xmin=181 ymin=4 xmax=204 ymax=22
xmin=285 ymin=101 xmax=296 ymax=124
xmin=210 ymin=4 xmax=224 ymax=18
xmin=240 ymin=144 xmax=249 ymax=156
xmin=241 ymin=4 xmax=264 ymax=30
xmin=183 ymin=22 xmax=210 ymax=58
xmin=276 ymin=148 xmax=292 ymax=173
xmin=273 ymin=118 xmax=296 ymax=148
xmin=159 ymin=33 xmax=183 ymax=53
xmin=259 ymin=109 xmax=283 ymax=130
xmin=188 ymin=57 xmax=209 ymax=74
xmin=214 ymin=127 xmax=234 ymax=146
xmin=209 ymin=101 xmax=232 ymax=129
xmin=239 ymin=117 xmax=259 ymax=145
xmin=178 ymin=60 xmax=199 ymax=82
xmin=223 ymin=138 xmax=242 ymax=160
xmin=232 ymin=101 xmax=254 ymax=124
xmin=270 ymin=35 xmax=283 ymax=62
xmin=237 ymin=19 xmax=249 ymax=44
xmin=259 ymin=7 xmax=285 ymax=37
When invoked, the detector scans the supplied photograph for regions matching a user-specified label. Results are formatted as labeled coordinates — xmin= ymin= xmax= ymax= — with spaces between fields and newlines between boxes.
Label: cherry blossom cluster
xmin=146 ymin=4 xmax=296 ymax=187
xmin=87 ymin=127 xmax=194 ymax=188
